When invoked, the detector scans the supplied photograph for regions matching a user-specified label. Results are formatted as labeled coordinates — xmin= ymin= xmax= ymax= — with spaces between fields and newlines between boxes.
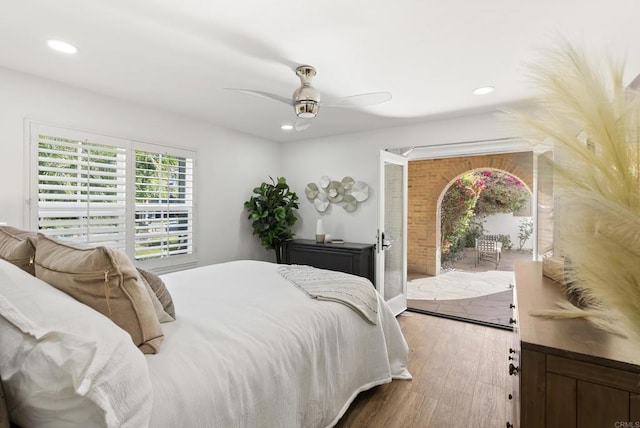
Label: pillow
xmin=0 ymin=226 xmax=36 ymax=276
xmin=138 ymin=271 xmax=174 ymax=323
xmin=137 ymin=267 xmax=176 ymax=320
xmin=34 ymin=234 xmax=164 ymax=354
xmin=0 ymin=258 xmax=152 ymax=428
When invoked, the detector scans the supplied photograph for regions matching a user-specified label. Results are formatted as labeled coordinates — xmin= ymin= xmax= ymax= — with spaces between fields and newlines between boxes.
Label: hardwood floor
xmin=335 ymin=311 xmax=513 ymax=427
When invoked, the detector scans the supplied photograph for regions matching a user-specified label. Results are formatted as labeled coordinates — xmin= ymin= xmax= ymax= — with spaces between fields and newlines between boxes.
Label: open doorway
xmin=405 ymin=151 xmax=534 ymax=329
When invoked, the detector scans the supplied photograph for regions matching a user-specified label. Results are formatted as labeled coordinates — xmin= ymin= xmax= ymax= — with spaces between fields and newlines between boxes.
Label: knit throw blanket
xmin=278 ymin=265 xmax=378 ymax=325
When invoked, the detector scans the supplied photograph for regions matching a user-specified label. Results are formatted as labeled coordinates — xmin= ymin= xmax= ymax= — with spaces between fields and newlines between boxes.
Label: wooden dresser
xmin=510 ymin=261 xmax=640 ymax=427
xmin=282 ymin=239 xmax=376 ymax=285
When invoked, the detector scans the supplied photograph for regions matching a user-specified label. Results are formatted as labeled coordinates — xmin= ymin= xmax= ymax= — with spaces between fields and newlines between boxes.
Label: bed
xmin=0 ymin=230 xmax=411 ymax=428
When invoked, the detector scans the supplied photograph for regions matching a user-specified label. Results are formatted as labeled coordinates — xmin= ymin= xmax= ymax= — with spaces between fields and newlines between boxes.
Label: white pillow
xmin=0 ymin=259 xmax=153 ymax=428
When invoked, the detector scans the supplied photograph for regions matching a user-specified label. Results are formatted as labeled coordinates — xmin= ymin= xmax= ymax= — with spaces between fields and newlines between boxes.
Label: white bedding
xmin=146 ymin=260 xmax=411 ymax=428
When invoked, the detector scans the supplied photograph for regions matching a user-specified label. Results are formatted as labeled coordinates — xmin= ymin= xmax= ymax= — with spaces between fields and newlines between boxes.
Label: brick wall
xmin=408 ymin=151 xmax=533 ymax=275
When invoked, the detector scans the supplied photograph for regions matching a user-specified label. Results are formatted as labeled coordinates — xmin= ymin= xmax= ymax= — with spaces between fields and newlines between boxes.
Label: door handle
xmin=381 ymin=232 xmax=392 ymax=250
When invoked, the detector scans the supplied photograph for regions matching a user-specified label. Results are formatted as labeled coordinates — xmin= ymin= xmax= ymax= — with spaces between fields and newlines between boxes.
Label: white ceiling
xmin=1 ymin=0 xmax=639 ymax=143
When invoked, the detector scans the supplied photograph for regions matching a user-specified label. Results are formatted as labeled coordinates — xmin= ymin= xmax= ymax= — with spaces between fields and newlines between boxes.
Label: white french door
xmin=377 ymin=151 xmax=408 ymax=316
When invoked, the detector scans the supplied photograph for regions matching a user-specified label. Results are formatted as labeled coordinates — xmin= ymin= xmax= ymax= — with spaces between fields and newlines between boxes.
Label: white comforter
xmin=146 ymin=260 xmax=411 ymax=428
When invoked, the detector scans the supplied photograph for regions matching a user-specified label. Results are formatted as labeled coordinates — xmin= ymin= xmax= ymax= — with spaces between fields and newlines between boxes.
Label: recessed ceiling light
xmin=473 ymin=86 xmax=495 ymax=95
xmin=47 ymin=39 xmax=78 ymax=55
xmin=281 ymin=124 xmax=294 ymax=131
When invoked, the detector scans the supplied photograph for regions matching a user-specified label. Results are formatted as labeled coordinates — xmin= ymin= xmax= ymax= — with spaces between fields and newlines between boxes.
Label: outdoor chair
xmin=475 ymin=236 xmax=502 ymax=269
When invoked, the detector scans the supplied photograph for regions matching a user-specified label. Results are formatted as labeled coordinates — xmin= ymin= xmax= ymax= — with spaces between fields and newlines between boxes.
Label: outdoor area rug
xmin=407 ymin=270 xmax=515 ymax=329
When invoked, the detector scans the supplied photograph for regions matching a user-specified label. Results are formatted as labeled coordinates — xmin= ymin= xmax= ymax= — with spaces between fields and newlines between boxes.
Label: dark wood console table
xmin=282 ymin=239 xmax=376 ymax=286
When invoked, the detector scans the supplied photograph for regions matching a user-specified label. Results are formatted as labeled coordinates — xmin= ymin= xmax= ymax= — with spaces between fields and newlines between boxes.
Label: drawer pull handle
xmin=508 ymin=356 xmax=514 ymax=361
xmin=509 ymin=348 xmax=516 ymax=354
xmin=509 ymin=303 xmax=515 ymax=309
xmin=509 ymin=363 xmax=519 ymax=376
xmin=508 ymin=394 xmax=513 ymax=400
xmin=506 ymin=423 xmax=514 ymax=428
xmin=509 ymin=318 xmax=517 ymax=325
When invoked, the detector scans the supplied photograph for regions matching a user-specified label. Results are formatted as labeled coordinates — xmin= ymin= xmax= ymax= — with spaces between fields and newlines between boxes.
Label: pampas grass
xmin=514 ymin=43 xmax=640 ymax=338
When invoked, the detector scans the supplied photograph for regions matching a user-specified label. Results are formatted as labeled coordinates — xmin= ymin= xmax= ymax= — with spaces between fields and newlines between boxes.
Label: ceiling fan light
xmin=295 ymin=101 xmax=318 ymax=118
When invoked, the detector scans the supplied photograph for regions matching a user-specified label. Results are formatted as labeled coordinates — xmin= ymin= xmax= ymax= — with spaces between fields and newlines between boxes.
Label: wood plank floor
xmin=335 ymin=311 xmax=513 ymax=428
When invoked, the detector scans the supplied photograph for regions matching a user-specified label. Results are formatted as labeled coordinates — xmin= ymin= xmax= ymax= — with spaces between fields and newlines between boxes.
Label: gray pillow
xmin=137 ymin=267 xmax=176 ymax=320
xmin=138 ymin=271 xmax=175 ymax=323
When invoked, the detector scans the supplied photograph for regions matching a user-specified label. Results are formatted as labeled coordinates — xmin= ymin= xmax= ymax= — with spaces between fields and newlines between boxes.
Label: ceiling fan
xmin=225 ymin=65 xmax=392 ymax=131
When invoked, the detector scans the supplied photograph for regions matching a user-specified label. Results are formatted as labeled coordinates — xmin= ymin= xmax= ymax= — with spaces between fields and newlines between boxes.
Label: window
xmin=29 ymin=123 xmax=195 ymax=270
xmin=134 ymin=149 xmax=193 ymax=260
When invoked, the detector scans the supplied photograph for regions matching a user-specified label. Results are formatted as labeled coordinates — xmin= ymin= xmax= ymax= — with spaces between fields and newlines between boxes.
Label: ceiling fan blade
xmin=224 ymin=88 xmax=292 ymax=106
xmin=295 ymin=117 xmax=313 ymax=131
xmin=322 ymin=92 xmax=392 ymax=108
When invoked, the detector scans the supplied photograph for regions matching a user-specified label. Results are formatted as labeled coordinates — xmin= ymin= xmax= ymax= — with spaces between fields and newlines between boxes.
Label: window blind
xmin=31 ymin=123 xmax=195 ymax=267
xmin=37 ymin=135 xmax=128 ymax=249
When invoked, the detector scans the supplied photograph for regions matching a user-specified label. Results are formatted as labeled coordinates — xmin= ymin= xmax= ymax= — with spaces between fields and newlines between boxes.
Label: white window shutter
xmin=31 ymin=123 xmax=196 ymax=269
xmin=133 ymin=150 xmax=193 ymax=260
xmin=37 ymin=135 xmax=128 ymax=249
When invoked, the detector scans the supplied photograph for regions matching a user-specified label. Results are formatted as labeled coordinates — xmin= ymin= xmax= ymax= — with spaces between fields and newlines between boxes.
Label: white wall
xmin=1 ymin=65 xmax=533 ymax=266
xmin=281 ymin=112 xmax=521 ymax=245
xmin=0 ymin=67 xmax=281 ymax=266
xmin=482 ymin=214 xmax=534 ymax=250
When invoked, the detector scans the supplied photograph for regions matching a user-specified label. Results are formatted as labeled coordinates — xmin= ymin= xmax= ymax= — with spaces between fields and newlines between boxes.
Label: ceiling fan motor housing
xmin=294 ymin=65 xmax=320 ymax=118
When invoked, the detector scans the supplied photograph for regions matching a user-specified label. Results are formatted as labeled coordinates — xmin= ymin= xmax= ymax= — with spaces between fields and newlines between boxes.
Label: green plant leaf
xmin=244 ymin=176 xmax=299 ymax=253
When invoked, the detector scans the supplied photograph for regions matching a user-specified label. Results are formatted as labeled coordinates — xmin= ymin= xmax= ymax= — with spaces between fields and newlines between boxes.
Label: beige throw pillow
xmin=137 ymin=267 xmax=176 ymax=319
xmin=0 ymin=226 xmax=36 ymax=276
xmin=34 ymin=234 xmax=164 ymax=354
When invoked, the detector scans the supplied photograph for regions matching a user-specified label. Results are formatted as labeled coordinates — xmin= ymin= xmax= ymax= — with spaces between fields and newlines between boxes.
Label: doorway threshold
xmin=406 ymin=307 xmax=513 ymax=331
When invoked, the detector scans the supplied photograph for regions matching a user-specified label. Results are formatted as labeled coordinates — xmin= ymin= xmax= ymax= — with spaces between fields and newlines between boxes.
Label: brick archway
xmin=408 ymin=151 xmax=533 ymax=276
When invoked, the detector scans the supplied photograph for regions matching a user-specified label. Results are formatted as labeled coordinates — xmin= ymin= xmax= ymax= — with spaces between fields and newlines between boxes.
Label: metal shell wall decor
xmin=326 ymin=181 xmax=344 ymax=202
xmin=351 ymin=181 xmax=369 ymax=202
xmin=306 ymin=176 xmax=369 ymax=212
xmin=313 ymin=193 xmax=329 ymax=212
xmin=305 ymin=183 xmax=319 ymax=199
xmin=341 ymin=195 xmax=357 ymax=212
xmin=319 ymin=176 xmax=331 ymax=189
xmin=341 ymin=176 xmax=355 ymax=190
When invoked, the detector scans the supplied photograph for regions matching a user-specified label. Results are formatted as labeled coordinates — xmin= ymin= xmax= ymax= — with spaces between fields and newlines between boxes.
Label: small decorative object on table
xmin=315 ymin=219 xmax=325 ymax=243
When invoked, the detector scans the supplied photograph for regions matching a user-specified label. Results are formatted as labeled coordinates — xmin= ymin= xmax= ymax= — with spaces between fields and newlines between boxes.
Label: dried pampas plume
xmin=514 ymin=43 xmax=640 ymax=337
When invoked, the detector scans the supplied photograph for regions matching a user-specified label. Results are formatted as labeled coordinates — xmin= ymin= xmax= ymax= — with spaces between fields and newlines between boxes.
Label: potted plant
xmin=244 ymin=176 xmax=299 ymax=263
